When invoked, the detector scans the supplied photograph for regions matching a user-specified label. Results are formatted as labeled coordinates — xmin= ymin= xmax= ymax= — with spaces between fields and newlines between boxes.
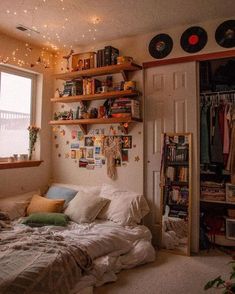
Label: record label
xmin=148 ymin=34 xmax=173 ymax=59
xmin=180 ymin=26 xmax=208 ymax=53
xmin=215 ymin=20 xmax=235 ymax=48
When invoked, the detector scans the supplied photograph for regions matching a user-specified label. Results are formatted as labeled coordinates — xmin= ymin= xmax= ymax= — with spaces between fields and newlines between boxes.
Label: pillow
xmin=0 ymin=190 xmax=40 ymax=220
xmin=46 ymin=186 xmax=78 ymax=205
xmin=22 ymin=213 xmax=69 ymax=227
xmin=64 ymin=191 xmax=109 ymax=223
xmin=51 ymin=183 xmax=101 ymax=194
xmin=27 ymin=195 xmax=65 ymax=215
xmin=98 ymin=184 xmax=150 ymax=225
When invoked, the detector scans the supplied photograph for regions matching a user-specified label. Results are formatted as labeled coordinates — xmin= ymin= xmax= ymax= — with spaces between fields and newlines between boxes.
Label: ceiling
xmin=0 ymin=0 xmax=235 ymax=51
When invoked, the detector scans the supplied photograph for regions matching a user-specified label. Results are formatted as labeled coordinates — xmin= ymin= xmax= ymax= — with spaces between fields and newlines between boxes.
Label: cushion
xmin=27 ymin=195 xmax=65 ymax=215
xmin=22 ymin=213 xmax=69 ymax=227
xmin=50 ymin=183 xmax=101 ymax=195
xmin=98 ymin=184 xmax=150 ymax=225
xmin=46 ymin=186 xmax=78 ymax=205
xmin=0 ymin=190 xmax=39 ymax=220
xmin=64 ymin=191 xmax=109 ymax=223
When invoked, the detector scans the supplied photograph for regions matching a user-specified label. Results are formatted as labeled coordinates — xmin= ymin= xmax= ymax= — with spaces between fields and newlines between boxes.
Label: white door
xmin=144 ymin=61 xmax=200 ymax=253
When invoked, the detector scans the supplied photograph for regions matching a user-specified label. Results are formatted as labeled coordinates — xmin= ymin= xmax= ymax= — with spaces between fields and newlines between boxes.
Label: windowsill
xmin=0 ymin=160 xmax=43 ymax=170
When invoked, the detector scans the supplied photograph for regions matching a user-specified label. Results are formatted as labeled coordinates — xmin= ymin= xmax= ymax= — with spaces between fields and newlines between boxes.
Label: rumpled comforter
xmin=0 ymin=220 xmax=155 ymax=293
xmin=0 ymin=226 xmax=92 ymax=294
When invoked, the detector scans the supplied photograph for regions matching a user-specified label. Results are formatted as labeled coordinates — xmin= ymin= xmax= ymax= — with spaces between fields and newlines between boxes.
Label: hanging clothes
xmin=210 ymin=106 xmax=224 ymax=164
xmin=226 ymin=105 xmax=235 ymax=182
xmin=200 ymin=104 xmax=210 ymax=164
xmin=223 ymin=103 xmax=230 ymax=165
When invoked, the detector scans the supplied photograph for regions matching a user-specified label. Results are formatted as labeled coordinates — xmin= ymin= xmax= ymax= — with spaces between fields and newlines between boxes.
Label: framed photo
xmin=86 ymin=147 xmax=94 ymax=159
xmin=84 ymin=136 xmax=94 ymax=147
xmin=122 ymin=136 xmax=132 ymax=149
xmin=121 ymin=149 xmax=129 ymax=162
xmin=226 ymin=184 xmax=235 ymax=203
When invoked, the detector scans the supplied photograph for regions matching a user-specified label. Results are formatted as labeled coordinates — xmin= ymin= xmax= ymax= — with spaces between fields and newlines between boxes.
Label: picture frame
xmin=71 ymin=52 xmax=96 ymax=71
xmin=86 ymin=147 xmax=94 ymax=159
xmin=84 ymin=136 xmax=94 ymax=147
xmin=122 ymin=136 xmax=132 ymax=149
xmin=226 ymin=184 xmax=235 ymax=203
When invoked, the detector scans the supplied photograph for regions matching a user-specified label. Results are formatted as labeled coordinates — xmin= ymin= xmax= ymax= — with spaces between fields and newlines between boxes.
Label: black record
xmin=215 ymin=20 xmax=235 ymax=48
xmin=180 ymin=26 xmax=207 ymax=53
xmin=148 ymin=34 xmax=173 ymax=59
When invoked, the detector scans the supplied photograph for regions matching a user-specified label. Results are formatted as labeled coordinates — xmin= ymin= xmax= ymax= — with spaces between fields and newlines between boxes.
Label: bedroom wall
xmin=52 ymin=16 xmax=234 ymax=194
xmin=0 ymin=32 xmax=54 ymax=197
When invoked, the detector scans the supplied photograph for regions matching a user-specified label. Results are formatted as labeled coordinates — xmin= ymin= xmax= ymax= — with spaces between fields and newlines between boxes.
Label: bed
xmin=0 ymin=183 xmax=155 ymax=294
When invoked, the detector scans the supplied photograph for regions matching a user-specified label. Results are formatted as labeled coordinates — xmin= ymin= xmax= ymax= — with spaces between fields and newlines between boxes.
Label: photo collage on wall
xmin=53 ymin=125 xmax=134 ymax=170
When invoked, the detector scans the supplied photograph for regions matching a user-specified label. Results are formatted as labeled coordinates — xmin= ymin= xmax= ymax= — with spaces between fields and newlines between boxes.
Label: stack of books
xmin=97 ymin=46 xmax=119 ymax=67
xmin=111 ymin=98 xmax=140 ymax=119
xmin=63 ymin=80 xmax=83 ymax=96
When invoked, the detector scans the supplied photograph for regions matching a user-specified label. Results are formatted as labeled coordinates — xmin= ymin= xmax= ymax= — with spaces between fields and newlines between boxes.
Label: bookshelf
xmin=51 ymin=63 xmax=142 ymax=134
xmin=160 ymin=133 xmax=192 ymax=256
xmin=54 ymin=62 xmax=142 ymax=81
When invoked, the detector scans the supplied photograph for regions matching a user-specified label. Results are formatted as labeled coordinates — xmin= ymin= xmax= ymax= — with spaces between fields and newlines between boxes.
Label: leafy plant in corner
xmin=204 ymin=261 xmax=235 ymax=293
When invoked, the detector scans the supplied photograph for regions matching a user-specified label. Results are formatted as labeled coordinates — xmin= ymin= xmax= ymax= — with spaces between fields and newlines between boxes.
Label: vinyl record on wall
xmin=148 ymin=33 xmax=173 ymax=59
xmin=215 ymin=20 xmax=235 ymax=48
xmin=180 ymin=26 xmax=208 ymax=53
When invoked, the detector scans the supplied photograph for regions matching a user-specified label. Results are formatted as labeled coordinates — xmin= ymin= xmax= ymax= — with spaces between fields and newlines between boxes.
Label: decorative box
xmin=71 ymin=52 xmax=96 ymax=71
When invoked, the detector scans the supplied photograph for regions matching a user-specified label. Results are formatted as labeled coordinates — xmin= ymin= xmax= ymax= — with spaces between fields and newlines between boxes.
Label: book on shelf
xmin=63 ymin=79 xmax=83 ymax=96
xmin=82 ymin=78 xmax=102 ymax=95
xmin=110 ymin=98 xmax=140 ymax=119
xmin=104 ymin=46 xmax=119 ymax=66
xmin=166 ymin=144 xmax=188 ymax=162
xmin=166 ymin=166 xmax=188 ymax=182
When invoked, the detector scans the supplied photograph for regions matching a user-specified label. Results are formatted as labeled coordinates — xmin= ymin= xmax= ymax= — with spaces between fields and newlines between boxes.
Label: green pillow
xmin=22 ymin=212 xmax=69 ymax=227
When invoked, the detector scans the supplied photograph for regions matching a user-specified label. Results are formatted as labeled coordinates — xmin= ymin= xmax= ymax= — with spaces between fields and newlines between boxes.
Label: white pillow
xmin=0 ymin=190 xmax=40 ymax=220
xmin=64 ymin=191 xmax=109 ymax=223
xmin=50 ymin=183 xmax=101 ymax=195
xmin=98 ymin=184 xmax=150 ymax=225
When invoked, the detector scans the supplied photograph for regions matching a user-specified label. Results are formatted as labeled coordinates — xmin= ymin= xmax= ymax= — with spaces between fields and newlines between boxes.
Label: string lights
xmin=2 ymin=0 xmax=102 ymax=69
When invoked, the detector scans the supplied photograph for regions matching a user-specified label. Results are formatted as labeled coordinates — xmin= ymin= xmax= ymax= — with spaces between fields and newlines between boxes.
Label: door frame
xmin=143 ymin=49 xmax=235 ymax=253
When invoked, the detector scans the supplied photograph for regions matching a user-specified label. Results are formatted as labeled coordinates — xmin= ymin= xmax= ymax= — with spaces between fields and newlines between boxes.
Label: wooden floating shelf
xmin=49 ymin=117 xmax=142 ymax=134
xmin=200 ymin=199 xmax=235 ymax=205
xmin=0 ymin=160 xmax=43 ymax=170
xmin=51 ymin=90 xmax=140 ymax=103
xmin=54 ymin=62 xmax=142 ymax=81
xmin=49 ymin=117 xmax=142 ymax=125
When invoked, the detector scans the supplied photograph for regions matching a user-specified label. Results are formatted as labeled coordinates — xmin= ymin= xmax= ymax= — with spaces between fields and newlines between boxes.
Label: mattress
xmin=1 ymin=219 xmax=155 ymax=293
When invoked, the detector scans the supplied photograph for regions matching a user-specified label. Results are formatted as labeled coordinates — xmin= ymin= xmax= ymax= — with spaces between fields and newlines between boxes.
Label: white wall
xmin=52 ymin=17 xmax=234 ymax=194
xmin=0 ymin=32 xmax=54 ymax=196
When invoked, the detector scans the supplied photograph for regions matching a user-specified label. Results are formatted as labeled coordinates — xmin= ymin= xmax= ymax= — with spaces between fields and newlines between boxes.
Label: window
xmin=0 ymin=66 xmax=36 ymax=158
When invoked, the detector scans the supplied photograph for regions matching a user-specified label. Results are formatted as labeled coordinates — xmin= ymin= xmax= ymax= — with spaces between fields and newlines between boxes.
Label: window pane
xmin=0 ymin=72 xmax=32 ymax=157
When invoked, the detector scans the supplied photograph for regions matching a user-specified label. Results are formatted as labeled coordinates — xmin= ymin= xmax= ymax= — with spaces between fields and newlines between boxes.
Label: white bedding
xmin=13 ymin=219 xmax=155 ymax=292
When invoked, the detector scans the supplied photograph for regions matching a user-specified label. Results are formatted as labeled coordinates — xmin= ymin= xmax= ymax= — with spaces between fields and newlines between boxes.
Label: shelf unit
xmin=54 ymin=62 xmax=142 ymax=81
xmin=51 ymin=62 xmax=143 ymax=134
xmin=160 ymin=133 xmax=192 ymax=256
xmin=51 ymin=90 xmax=140 ymax=103
xmin=49 ymin=117 xmax=141 ymax=134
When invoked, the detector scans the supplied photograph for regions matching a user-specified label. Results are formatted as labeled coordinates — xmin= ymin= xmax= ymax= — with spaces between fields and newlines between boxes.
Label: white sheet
xmin=14 ymin=220 xmax=155 ymax=292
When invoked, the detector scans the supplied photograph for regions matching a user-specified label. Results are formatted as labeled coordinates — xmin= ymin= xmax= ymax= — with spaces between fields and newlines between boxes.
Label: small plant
xmin=204 ymin=261 xmax=235 ymax=293
xmin=28 ymin=125 xmax=40 ymax=160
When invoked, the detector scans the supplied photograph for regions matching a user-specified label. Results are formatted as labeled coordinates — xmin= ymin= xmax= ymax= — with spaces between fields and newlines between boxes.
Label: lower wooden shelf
xmin=49 ymin=117 xmax=142 ymax=134
xmin=0 ymin=160 xmax=43 ymax=170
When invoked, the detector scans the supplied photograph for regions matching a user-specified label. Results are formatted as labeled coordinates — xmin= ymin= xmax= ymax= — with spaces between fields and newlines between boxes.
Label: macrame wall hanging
xmin=102 ymin=136 xmax=122 ymax=180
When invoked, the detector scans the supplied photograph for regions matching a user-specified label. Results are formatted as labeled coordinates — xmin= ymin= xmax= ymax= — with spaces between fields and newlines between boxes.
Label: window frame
xmin=0 ymin=65 xmax=37 ymax=160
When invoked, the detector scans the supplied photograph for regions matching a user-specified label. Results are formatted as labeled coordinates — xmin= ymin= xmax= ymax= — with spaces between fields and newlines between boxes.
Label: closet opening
xmin=199 ymin=57 xmax=235 ymax=251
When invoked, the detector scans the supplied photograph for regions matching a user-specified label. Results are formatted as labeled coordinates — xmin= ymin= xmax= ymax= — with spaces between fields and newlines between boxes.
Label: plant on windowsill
xmin=204 ymin=261 xmax=235 ymax=293
xmin=28 ymin=125 xmax=40 ymax=160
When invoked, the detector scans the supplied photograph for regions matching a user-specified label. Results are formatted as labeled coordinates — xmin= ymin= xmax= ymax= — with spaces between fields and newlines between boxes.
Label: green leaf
xmin=204 ymin=276 xmax=222 ymax=290
xmin=231 ymin=272 xmax=235 ymax=280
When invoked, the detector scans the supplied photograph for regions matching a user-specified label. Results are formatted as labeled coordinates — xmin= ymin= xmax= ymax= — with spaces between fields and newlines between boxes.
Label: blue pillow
xmin=46 ymin=186 xmax=78 ymax=205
